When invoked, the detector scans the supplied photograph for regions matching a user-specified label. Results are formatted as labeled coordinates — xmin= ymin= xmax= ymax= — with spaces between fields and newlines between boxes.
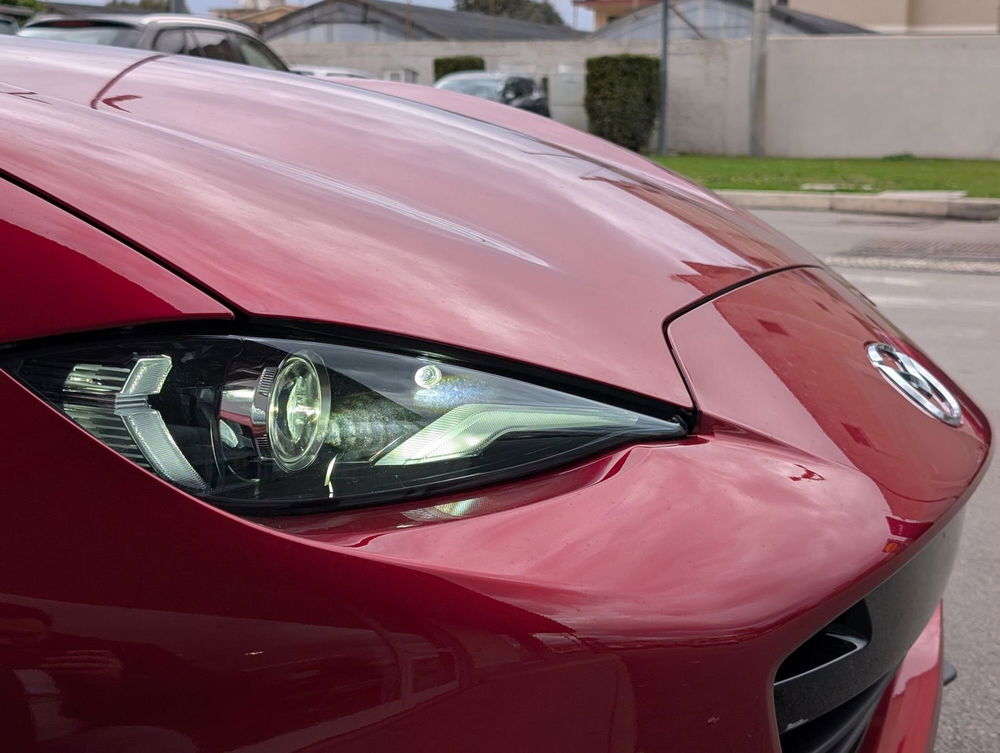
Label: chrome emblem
xmin=867 ymin=343 xmax=962 ymax=427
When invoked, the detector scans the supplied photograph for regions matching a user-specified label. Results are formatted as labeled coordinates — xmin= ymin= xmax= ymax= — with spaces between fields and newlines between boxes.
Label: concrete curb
xmin=717 ymin=190 xmax=1000 ymax=221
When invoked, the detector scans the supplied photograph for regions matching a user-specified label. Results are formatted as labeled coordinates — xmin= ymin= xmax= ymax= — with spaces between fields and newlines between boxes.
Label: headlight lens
xmin=5 ymin=336 xmax=687 ymax=514
xmin=267 ymin=351 xmax=330 ymax=472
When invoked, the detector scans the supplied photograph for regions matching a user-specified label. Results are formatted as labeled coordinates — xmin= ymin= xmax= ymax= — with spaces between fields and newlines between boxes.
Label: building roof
xmin=214 ymin=4 xmax=300 ymax=25
xmin=42 ymin=2 xmax=155 ymax=14
xmin=591 ymin=0 xmax=871 ymax=40
xmin=770 ymin=5 xmax=873 ymax=35
xmin=264 ymin=0 xmax=582 ymax=41
xmin=573 ymin=0 xmax=652 ymax=7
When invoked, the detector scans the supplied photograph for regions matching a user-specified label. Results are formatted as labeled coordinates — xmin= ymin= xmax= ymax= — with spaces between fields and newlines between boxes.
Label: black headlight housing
xmin=2 ymin=329 xmax=689 ymax=515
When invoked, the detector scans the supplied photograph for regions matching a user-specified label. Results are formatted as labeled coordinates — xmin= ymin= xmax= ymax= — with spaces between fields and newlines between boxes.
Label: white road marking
xmin=870 ymin=295 xmax=1000 ymax=309
xmin=841 ymin=273 xmax=927 ymax=287
xmin=825 ymin=256 xmax=1000 ymax=275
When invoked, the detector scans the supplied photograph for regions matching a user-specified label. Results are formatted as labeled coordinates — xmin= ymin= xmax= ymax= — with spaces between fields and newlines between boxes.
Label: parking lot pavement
xmin=756 ymin=209 xmax=1000 ymax=753
xmin=753 ymin=208 xmax=1000 ymax=274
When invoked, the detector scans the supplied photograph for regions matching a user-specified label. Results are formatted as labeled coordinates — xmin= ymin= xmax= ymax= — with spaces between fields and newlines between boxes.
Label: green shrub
xmin=585 ymin=55 xmax=659 ymax=152
xmin=434 ymin=56 xmax=486 ymax=81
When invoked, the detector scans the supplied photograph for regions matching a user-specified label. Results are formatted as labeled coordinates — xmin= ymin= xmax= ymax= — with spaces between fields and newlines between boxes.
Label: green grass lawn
xmin=650 ymin=155 xmax=1000 ymax=198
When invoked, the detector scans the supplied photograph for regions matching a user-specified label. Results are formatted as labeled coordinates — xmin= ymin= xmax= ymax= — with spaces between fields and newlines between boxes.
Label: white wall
xmin=273 ymin=35 xmax=1000 ymax=159
xmin=765 ymin=35 xmax=1000 ymax=159
xmin=665 ymin=39 xmax=750 ymax=155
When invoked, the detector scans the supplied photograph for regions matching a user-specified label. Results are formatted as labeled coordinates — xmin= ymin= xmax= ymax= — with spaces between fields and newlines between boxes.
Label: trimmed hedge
xmin=434 ymin=56 xmax=486 ymax=81
xmin=585 ymin=55 xmax=659 ymax=152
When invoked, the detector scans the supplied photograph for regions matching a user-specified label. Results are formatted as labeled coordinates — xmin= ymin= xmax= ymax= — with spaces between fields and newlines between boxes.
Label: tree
xmin=1 ymin=0 xmax=45 ymax=12
xmin=454 ymin=0 xmax=565 ymax=26
xmin=103 ymin=0 xmax=189 ymax=11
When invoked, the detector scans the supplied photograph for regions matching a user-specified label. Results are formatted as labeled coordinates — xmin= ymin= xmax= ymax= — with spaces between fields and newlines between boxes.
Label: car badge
xmin=867 ymin=343 xmax=962 ymax=427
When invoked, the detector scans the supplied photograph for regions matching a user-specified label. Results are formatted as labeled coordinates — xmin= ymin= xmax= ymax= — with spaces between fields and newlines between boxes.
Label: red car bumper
xmin=859 ymin=604 xmax=947 ymax=753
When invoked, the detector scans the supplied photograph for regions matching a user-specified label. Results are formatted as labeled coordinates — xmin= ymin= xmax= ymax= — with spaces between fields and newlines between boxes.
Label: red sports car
xmin=0 ymin=38 xmax=990 ymax=753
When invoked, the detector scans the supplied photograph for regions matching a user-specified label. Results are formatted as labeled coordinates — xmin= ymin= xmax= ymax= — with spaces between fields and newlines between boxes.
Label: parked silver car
xmin=19 ymin=14 xmax=287 ymax=71
xmin=435 ymin=71 xmax=550 ymax=117
xmin=0 ymin=14 xmax=18 ymax=35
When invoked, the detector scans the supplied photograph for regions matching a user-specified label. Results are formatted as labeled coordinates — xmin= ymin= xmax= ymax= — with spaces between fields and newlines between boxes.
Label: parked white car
xmin=292 ymin=66 xmax=372 ymax=79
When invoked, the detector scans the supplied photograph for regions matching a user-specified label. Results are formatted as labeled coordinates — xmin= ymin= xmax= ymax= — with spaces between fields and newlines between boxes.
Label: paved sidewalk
xmin=725 ymin=189 xmax=1000 ymax=221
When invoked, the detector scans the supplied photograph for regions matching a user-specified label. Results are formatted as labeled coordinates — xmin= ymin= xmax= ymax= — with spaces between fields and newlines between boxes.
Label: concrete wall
xmin=273 ymin=37 xmax=659 ymax=86
xmin=273 ymin=34 xmax=1000 ymax=159
xmin=765 ymin=35 xmax=1000 ymax=158
xmin=666 ymin=39 xmax=749 ymax=155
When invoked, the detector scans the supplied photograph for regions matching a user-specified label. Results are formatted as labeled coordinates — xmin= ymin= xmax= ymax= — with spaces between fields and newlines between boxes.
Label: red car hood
xmin=0 ymin=39 xmax=817 ymax=406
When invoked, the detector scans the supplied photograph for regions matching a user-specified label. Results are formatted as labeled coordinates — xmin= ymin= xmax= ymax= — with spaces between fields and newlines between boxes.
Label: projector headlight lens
xmin=4 ymin=335 xmax=688 ymax=514
xmin=267 ymin=352 xmax=330 ymax=472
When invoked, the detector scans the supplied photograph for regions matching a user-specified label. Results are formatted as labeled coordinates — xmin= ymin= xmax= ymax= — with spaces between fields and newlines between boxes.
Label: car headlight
xmin=3 ymin=335 xmax=687 ymax=514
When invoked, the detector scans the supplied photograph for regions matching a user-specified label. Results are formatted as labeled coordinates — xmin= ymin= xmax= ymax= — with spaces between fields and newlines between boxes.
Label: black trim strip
xmin=661 ymin=264 xmax=822 ymax=425
xmin=663 ymin=263 xmax=822 ymax=329
xmin=942 ymin=660 xmax=958 ymax=687
xmin=779 ymin=672 xmax=893 ymax=753
xmin=774 ymin=514 xmax=963 ymax=732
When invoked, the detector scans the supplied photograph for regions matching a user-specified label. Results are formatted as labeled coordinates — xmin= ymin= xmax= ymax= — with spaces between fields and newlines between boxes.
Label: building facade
xmin=580 ymin=0 xmax=1000 ymax=33
xmin=573 ymin=0 xmax=652 ymax=30
xmin=787 ymin=0 xmax=1000 ymax=35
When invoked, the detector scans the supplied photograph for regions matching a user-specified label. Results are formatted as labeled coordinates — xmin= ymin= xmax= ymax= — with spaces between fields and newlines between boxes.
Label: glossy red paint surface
xmin=0 ymin=368 xmax=982 ymax=753
xmin=858 ymin=605 xmax=944 ymax=753
xmin=0 ymin=38 xmax=992 ymax=753
xmin=2 ymin=37 xmax=819 ymax=407
xmin=0 ymin=181 xmax=232 ymax=343
xmin=668 ymin=268 xmax=990 ymax=522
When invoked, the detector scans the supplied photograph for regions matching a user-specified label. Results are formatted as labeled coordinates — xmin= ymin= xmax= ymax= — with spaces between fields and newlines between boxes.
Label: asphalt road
xmin=755 ymin=210 xmax=1000 ymax=753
